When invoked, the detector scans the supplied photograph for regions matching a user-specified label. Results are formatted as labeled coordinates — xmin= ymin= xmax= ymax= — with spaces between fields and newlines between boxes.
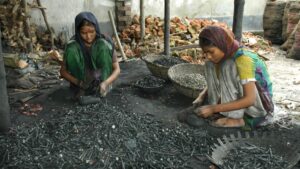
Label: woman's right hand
xmin=194 ymin=105 xmax=215 ymax=118
xmin=99 ymin=81 xmax=109 ymax=97
xmin=78 ymin=80 xmax=90 ymax=90
xmin=48 ymin=50 xmax=62 ymax=61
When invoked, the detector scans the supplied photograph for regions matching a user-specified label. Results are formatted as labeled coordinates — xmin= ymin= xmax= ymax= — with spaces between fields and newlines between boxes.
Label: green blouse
xmin=64 ymin=38 xmax=113 ymax=81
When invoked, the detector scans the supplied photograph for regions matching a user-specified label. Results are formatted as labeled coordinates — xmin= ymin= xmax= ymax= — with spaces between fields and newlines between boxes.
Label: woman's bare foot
xmin=210 ymin=117 xmax=245 ymax=128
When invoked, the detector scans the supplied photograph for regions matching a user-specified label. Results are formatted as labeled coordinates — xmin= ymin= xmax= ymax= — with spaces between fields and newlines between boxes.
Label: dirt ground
xmin=4 ymin=47 xmax=300 ymax=168
xmin=264 ymin=47 xmax=300 ymax=124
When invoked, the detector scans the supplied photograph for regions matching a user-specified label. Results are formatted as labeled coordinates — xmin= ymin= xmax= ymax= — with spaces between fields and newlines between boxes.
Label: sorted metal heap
xmin=222 ymin=143 xmax=289 ymax=169
xmin=173 ymin=73 xmax=206 ymax=90
xmin=0 ymin=101 xmax=211 ymax=168
xmin=153 ymin=56 xmax=187 ymax=67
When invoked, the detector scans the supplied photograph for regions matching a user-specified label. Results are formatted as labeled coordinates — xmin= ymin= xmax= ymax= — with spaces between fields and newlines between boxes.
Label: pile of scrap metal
xmin=208 ymin=132 xmax=300 ymax=169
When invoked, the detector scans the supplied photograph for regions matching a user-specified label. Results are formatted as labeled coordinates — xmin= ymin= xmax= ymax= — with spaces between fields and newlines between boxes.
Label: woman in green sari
xmin=54 ymin=12 xmax=120 ymax=99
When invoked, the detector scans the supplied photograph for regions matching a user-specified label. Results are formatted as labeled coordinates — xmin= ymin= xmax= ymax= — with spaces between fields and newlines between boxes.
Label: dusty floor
xmin=4 ymin=47 xmax=300 ymax=168
xmin=265 ymin=48 xmax=300 ymax=125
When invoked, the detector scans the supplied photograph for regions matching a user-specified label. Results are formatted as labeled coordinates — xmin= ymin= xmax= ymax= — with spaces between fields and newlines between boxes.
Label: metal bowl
xmin=134 ymin=75 xmax=165 ymax=94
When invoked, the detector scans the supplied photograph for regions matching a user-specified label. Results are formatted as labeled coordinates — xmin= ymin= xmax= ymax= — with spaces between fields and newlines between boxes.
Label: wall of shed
xmin=29 ymin=0 xmax=115 ymax=39
xmin=29 ymin=0 xmax=268 ymax=38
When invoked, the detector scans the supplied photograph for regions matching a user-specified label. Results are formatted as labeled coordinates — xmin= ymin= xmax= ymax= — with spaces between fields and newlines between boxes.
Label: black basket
xmin=134 ymin=75 xmax=165 ymax=94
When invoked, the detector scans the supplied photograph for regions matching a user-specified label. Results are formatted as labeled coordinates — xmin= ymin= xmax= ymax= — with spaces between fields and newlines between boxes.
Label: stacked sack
xmin=280 ymin=0 xmax=300 ymax=60
xmin=263 ymin=0 xmax=286 ymax=44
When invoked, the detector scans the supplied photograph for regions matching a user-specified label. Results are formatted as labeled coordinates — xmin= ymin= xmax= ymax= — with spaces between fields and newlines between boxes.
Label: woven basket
xmin=168 ymin=63 xmax=206 ymax=98
xmin=142 ymin=54 xmax=182 ymax=80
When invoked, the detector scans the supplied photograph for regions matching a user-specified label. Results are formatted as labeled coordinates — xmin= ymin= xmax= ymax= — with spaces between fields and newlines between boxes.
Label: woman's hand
xmin=78 ymin=80 xmax=90 ymax=90
xmin=99 ymin=81 xmax=109 ymax=97
xmin=194 ymin=105 xmax=215 ymax=118
xmin=48 ymin=50 xmax=62 ymax=61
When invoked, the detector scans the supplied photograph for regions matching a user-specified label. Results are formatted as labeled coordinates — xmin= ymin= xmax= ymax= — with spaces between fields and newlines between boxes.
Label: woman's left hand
xmin=194 ymin=105 xmax=215 ymax=118
xmin=99 ymin=81 xmax=109 ymax=97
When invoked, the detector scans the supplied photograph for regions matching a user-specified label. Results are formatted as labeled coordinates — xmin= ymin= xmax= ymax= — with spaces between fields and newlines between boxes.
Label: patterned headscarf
xmin=72 ymin=12 xmax=114 ymax=70
xmin=74 ymin=12 xmax=101 ymax=47
xmin=73 ymin=11 xmax=114 ymax=54
xmin=199 ymin=26 xmax=240 ymax=58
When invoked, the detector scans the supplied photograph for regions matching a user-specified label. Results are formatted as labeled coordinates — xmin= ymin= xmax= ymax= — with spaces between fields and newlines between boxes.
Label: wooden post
xmin=36 ymin=0 xmax=55 ymax=49
xmin=164 ymin=0 xmax=170 ymax=56
xmin=108 ymin=10 xmax=127 ymax=61
xmin=0 ymin=26 xmax=11 ymax=132
xmin=22 ymin=0 xmax=33 ymax=52
xmin=232 ymin=0 xmax=245 ymax=42
xmin=140 ymin=0 xmax=145 ymax=41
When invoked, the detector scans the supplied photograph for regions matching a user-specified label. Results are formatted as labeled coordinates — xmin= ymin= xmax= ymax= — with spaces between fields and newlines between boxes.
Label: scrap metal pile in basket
xmin=168 ymin=63 xmax=206 ymax=98
xmin=134 ymin=75 xmax=166 ymax=94
xmin=207 ymin=132 xmax=300 ymax=169
xmin=142 ymin=54 xmax=187 ymax=80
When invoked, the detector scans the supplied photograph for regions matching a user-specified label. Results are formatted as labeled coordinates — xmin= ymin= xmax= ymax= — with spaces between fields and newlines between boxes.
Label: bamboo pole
xmin=0 ymin=27 xmax=11 ymax=132
xmin=170 ymin=44 xmax=199 ymax=52
xmin=164 ymin=0 xmax=170 ymax=56
xmin=22 ymin=0 xmax=33 ymax=52
xmin=108 ymin=10 xmax=127 ymax=61
xmin=36 ymin=0 xmax=55 ymax=49
xmin=232 ymin=0 xmax=245 ymax=42
xmin=140 ymin=0 xmax=145 ymax=41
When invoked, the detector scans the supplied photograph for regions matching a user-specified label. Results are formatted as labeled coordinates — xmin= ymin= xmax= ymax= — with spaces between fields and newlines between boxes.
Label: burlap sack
xmin=282 ymin=1 xmax=292 ymax=41
xmin=263 ymin=0 xmax=286 ymax=44
xmin=287 ymin=2 xmax=300 ymax=39
xmin=281 ymin=21 xmax=297 ymax=51
xmin=288 ymin=19 xmax=300 ymax=60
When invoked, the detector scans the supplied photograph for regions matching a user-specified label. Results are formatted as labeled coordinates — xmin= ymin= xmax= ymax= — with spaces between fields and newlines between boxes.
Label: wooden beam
xmin=164 ymin=0 xmax=170 ymax=56
xmin=232 ymin=0 xmax=245 ymax=42
xmin=22 ymin=0 xmax=33 ymax=52
xmin=140 ymin=0 xmax=145 ymax=41
xmin=170 ymin=44 xmax=199 ymax=52
xmin=0 ymin=27 xmax=11 ymax=132
xmin=36 ymin=0 xmax=55 ymax=49
xmin=108 ymin=10 xmax=127 ymax=61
